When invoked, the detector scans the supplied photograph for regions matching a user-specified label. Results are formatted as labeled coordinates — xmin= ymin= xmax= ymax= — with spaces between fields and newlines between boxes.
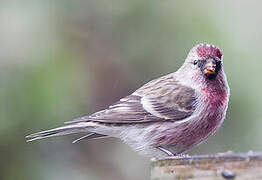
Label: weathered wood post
xmin=151 ymin=152 xmax=262 ymax=180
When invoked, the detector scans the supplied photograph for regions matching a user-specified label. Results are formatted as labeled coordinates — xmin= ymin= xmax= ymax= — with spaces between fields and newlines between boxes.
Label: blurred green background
xmin=1 ymin=0 xmax=262 ymax=179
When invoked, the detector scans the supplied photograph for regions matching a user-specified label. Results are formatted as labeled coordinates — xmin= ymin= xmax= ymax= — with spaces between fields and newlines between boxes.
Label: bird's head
xmin=185 ymin=43 xmax=223 ymax=80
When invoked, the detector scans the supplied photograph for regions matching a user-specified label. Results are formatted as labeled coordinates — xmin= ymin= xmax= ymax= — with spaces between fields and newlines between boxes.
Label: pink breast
xmin=152 ymin=88 xmax=228 ymax=153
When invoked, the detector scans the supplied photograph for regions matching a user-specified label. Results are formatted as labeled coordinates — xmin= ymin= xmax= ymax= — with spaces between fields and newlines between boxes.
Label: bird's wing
xmin=65 ymin=73 xmax=196 ymax=124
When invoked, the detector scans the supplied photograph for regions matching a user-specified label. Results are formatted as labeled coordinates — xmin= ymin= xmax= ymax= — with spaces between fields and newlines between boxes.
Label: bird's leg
xmin=156 ymin=146 xmax=175 ymax=156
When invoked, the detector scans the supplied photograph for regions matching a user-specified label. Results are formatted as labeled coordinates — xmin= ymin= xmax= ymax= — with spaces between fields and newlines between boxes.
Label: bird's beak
xmin=203 ymin=61 xmax=216 ymax=76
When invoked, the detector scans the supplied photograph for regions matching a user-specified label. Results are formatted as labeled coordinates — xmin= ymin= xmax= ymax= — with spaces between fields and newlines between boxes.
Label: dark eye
xmin=193 ymin=60 xmax=198 ymax=65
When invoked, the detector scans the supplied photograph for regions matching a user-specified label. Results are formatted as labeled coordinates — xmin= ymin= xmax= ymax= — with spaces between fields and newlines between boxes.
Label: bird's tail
xmin=26 ymin=122 xmax=102 ymax=142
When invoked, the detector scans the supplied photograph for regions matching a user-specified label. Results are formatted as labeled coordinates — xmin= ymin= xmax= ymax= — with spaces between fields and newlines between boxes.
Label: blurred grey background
xmin=1 ymin=0 xmax=262 ymax=180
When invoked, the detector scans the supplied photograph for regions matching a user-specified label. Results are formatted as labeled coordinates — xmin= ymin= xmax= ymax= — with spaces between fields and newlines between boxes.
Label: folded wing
xmin=66 ymin=74 xmax=196 ymax=124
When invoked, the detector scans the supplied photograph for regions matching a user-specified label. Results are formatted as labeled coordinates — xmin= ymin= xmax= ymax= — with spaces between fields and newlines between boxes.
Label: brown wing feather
xmin=65 ymin=73 xmax=196 ymax=124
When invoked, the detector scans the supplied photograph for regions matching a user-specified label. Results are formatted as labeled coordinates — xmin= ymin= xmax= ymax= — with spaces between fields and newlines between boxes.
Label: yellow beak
xmin=203 ymin=62 xmax=216 ymax=76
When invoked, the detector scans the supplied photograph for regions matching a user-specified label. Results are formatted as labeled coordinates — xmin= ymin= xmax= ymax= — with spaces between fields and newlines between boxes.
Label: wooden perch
xmin=151 ymin=152 xmax=262 ymax=180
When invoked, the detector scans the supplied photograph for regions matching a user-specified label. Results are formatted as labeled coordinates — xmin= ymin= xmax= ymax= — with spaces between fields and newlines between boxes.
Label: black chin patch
xmin=205 ymin=73 xmax=217 ymax=80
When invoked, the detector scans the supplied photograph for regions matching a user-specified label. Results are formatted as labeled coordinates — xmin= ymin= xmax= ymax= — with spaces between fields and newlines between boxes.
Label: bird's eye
xmin=193 ymin=60 xmax=198 ymax=65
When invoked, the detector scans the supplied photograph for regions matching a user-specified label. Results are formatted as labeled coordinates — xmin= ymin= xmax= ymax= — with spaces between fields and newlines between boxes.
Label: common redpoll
xmin=26 ymin=43 xmax=229 ymax=158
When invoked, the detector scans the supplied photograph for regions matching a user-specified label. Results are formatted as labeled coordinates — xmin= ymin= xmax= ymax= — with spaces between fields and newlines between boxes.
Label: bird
xmin=26 ymin=43 xmax=230 ymax=158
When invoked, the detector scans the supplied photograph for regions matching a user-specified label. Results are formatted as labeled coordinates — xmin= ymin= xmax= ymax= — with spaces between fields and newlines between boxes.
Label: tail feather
xmin=26 ymin=123 xmax=90 ymax=142
xmin=72 ymin=133 xmax=108 ymax=144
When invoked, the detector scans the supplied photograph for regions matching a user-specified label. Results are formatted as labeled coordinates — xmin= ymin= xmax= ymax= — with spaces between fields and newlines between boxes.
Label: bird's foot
xmin=175 ymin=153 xmax=190 ymax=158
